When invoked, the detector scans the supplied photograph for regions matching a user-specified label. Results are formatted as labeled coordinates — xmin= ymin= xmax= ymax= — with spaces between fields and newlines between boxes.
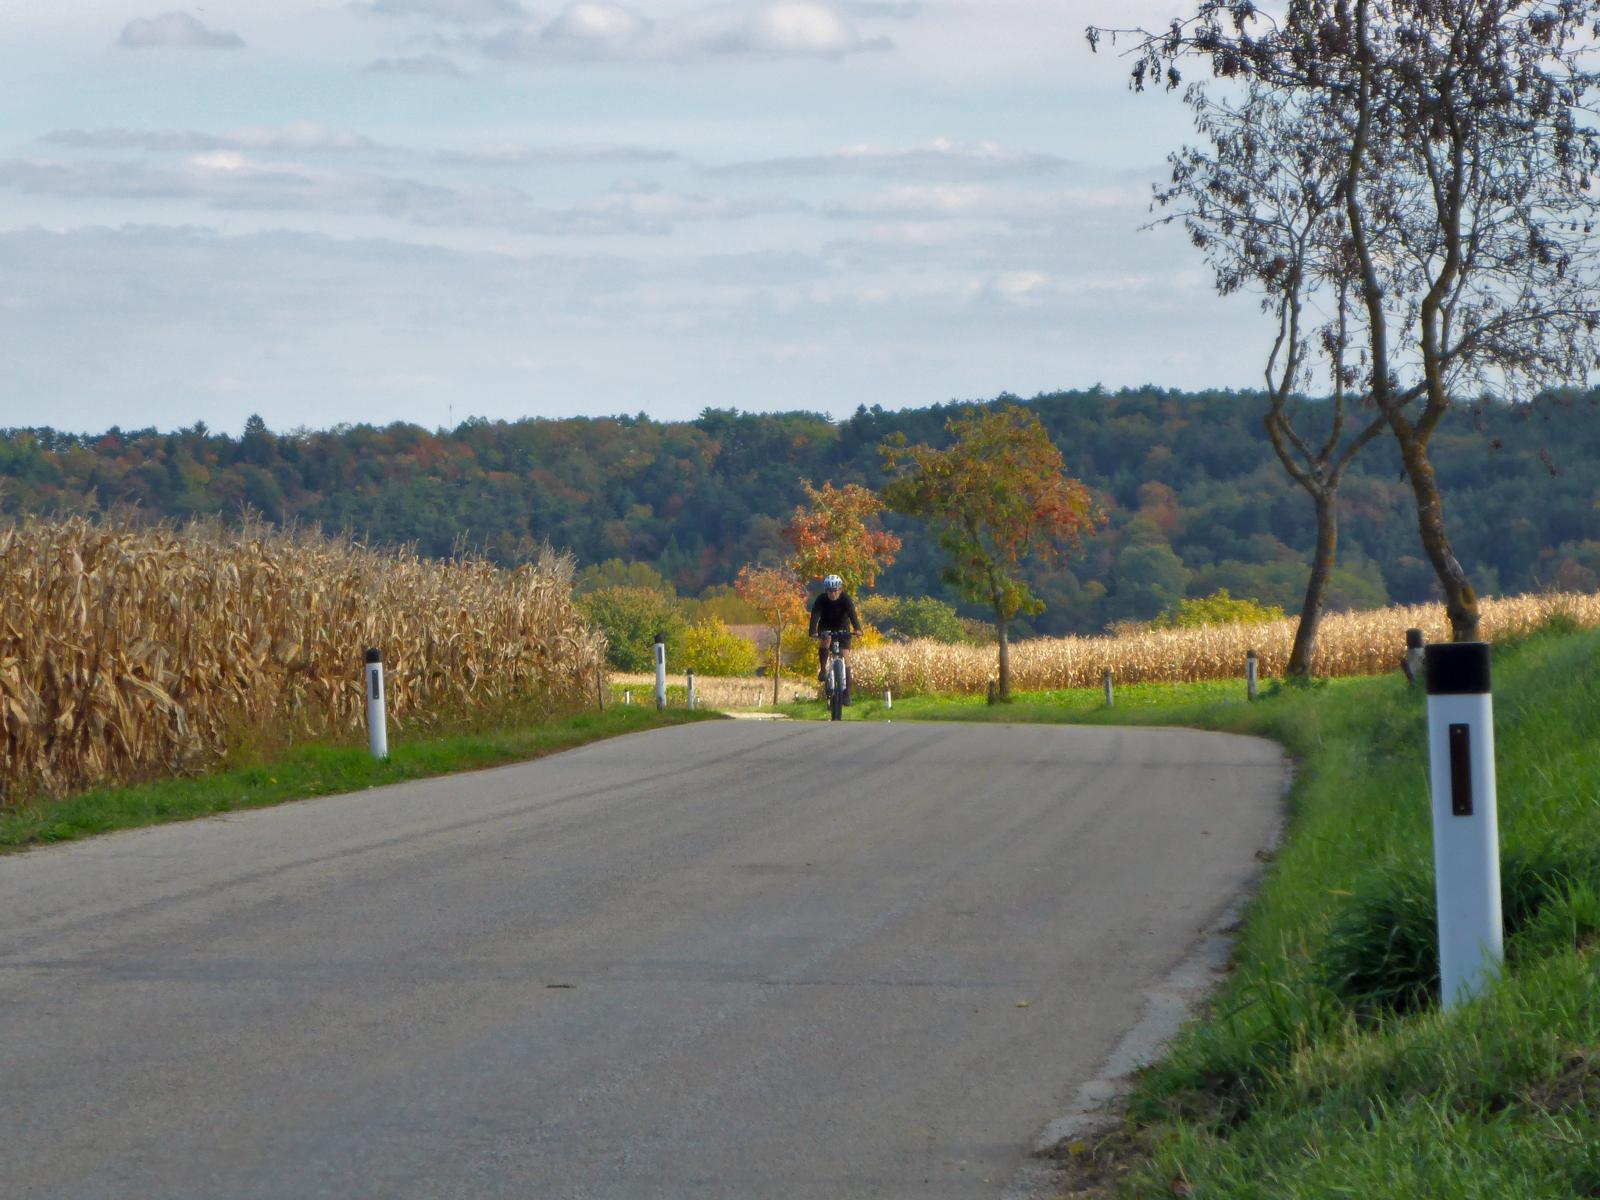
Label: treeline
xmin=3 ymin=388 xmax=1597 ymax=636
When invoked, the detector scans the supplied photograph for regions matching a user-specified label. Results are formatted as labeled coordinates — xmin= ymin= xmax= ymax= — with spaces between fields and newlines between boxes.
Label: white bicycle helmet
xmin=823 ymin=574 xmax=844 ymax=590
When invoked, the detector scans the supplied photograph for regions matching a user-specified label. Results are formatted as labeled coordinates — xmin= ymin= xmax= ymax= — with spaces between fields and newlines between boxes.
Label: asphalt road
xmin=0 ymin=719 xmax=1285 ymax=1199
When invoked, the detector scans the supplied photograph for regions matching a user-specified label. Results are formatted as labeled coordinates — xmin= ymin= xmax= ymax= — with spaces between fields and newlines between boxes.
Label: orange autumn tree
xmin=882 ymin=405 xmax=1102 ymax=701
xmin=734 ymin=564 xmax=808 ymax=704
xmin=782 ymin=481 xmax=901 ymax=594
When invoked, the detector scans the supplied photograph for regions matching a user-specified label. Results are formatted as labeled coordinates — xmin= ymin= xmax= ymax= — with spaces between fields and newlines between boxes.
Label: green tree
xmin=1153 ymin=589 xmax=1285 ymax=630
xmin=882 ymin=405 xmax=1102 ymax=699
xmin=579 ymin=586 xmax=687 ymax=671
xmin=680 ymin=618 xmax=759 ymax=676
xmin=1110 ymin=540 xmax=1191 ymax=623
xmin=576 ymin=558 xmax=673 ymax=596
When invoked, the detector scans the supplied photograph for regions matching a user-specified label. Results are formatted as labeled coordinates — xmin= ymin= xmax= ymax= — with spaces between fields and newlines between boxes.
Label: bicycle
xmin=820 ymin=630 xmax=853 ymax=722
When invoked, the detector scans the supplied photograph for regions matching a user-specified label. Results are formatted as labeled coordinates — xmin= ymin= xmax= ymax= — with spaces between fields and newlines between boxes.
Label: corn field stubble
xmin=846 ymin=592 xmax=1600 ymax=697
xmin=0 ymin=516 xmax=608 ymax=804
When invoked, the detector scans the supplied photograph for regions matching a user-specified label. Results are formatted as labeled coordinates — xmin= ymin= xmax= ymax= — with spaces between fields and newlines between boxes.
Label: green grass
xmin=792 ymin=625 xmax=1600 ymax=1198
xmin=0 ymin=704 xmax=722 ymax=852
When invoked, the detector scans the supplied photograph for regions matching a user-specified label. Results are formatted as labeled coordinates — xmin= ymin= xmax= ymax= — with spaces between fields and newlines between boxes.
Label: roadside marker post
xmin=1246 ymin=649 xmax=1259 ymax=701
xmin=687 ymin=669 xmax=696 ymax=711
xmin=654 ymin=632 xmax=667 ymax=711
xmin=1425 ymin=641 xmax=1504 ymax=1009
xmin=1103 ymin=670 xmax=1113 ymax=708
xmin=1406 ymin=628 xmax=1426 ymax=686
xmin=885 ymin=688 xmax=892 ymax=710
xmin=364 ymin=648 xmax=388 ymax=761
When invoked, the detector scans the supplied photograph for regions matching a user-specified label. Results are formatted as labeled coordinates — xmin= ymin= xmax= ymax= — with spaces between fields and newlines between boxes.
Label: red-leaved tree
xmin=882 ymin=406 xmax=1102 ymax=700
xmin=782 ymin=481 xmax=901 ymax=593
xmin=734 ymin=564 xmax=808 ymax=704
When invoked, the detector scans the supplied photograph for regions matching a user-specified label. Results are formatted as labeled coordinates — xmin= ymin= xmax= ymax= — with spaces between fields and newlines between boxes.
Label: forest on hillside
xmin=3 ymin=386 xmax=1597 ymax=637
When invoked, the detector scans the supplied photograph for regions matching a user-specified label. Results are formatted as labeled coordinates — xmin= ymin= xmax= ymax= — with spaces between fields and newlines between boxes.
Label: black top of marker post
xmin=365 ymin=648 xmax=382 ymax=665
xmin=1406 ymin=628 xmax=1424 ymax=649
xmin=1425 ymin=642 xmax=1490 ymax=695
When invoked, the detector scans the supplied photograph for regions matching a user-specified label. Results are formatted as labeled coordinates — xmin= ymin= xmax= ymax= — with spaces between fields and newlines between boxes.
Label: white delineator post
xmin=364 ymin=648 xmax=388 ymax=760
xmin=1246 ymin=649 xmax=1259 ymax=701
xmin=1406 ymin=628 xmax=1426 ymax=686
xmin=885 ymin=688 xmax=892 ymax=710
xmin=654 ymin=632 xmax=667 ymax=711
xmin=1103 ymin=670 xmax=1114 ymax=708
xmin=1425 ymin=641 xmax=1503 ymax=1010
xmin=687 ymin=669 xmax=696 ymax=711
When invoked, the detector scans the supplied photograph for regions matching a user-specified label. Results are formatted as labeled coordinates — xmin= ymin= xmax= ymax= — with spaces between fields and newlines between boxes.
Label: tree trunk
xmin=1287 ymin=491 xmax=1338 ymax=679
xmin=772 ymin=634 xmax=781 ymax=706
xmin=995 ymin=607 xmax=1011 ymax=701
xmin=1395 ymin=428 xmax=1481 ymax=641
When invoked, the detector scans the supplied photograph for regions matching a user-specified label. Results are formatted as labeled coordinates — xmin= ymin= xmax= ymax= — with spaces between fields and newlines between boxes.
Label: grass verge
xmin=0 ymin=704 xmax=722 ymax=853
xmin=785 ymin=625 xmax=1600 ymax=1198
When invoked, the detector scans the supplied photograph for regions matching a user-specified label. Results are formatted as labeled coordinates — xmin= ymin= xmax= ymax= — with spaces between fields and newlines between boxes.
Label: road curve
xmin=0 ymin=720 xmax=1285 ymax=1200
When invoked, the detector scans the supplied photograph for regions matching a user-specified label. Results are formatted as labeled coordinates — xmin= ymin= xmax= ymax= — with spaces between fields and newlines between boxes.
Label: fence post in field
xmin=1103 ymin=669 xmax=1114 ymax=708
xmin=364 ymin=648 xmax=388 ymax=761
xmin=687 ymin=669 xmax=696 ymax=711
xmin=1425 ymin=642 xmax=1503 ymax=1010
xmin=1246 ymin=650 xmax=1259 ymax=702
xmin=654 ymin=632 xmax=667 ymax=711
xmin=1405 ymin=628 xmax=1426 ymax=686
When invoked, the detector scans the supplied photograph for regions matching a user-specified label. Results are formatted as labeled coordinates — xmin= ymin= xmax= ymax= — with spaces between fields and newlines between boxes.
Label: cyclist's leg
xmin=817 ymin=632 xmax=831 ymax=681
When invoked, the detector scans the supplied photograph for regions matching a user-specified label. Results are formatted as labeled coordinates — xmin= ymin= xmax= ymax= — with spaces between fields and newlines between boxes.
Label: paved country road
xmin=0 ymin=721 xmax=1285 ymax=1200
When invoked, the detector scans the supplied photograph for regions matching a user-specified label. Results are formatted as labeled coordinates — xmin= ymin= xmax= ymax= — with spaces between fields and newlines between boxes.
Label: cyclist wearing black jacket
xmin=808 ymin=574 xmax=862 ymax=682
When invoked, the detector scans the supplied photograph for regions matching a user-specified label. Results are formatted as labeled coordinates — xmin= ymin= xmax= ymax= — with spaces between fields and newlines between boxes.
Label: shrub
xmin=1154 ymin=588 xmax=1287 ymax=629
xmin=680 ymin=618 xmax=758 ymax=676
xmin=579 ymin=585 xmax=687 ymax=671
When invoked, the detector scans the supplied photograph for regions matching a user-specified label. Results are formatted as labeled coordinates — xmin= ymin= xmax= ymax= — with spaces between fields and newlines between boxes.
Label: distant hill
xmin=4 ymin=387 xmax=1597 ymax=636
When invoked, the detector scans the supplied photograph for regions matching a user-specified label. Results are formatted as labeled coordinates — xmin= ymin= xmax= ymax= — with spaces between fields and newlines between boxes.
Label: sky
xmin=0 ymin=1 xmax=1274 ymax=435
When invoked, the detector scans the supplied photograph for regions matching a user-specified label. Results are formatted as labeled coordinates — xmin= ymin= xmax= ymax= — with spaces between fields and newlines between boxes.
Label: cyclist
xmin=808 ymin=574 xmax=863 ymax=687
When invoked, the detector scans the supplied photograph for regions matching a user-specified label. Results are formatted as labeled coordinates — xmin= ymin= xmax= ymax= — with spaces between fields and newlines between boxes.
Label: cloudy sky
xmin=0 ymin=1 xmax=1270 ymax=435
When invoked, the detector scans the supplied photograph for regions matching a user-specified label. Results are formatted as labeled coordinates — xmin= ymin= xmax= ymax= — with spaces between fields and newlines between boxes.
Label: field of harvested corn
xmin=847 ymin=592 xmax=1600 ymax=697
xmin=610 ymin=672 xmax=816 ymax=707
xmin=0 ymin=516 xmax=606 ymax=803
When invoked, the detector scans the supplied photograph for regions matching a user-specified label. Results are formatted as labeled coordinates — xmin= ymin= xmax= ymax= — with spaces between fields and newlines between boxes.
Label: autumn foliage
xmin=882 ymin=405 xmax=1102 ymax=698
xmin=734 ymin=564 xmax=809 ymax=703
xmin=782 ymin=481 xmax=901 ymax=592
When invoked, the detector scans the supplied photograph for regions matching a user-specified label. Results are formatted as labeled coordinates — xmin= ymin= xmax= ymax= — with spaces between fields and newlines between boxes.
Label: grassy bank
xmin=0 ymin=704 xmax=721 ymax=853
xmin=791 ymin=625 xmax=1600 ymax=1198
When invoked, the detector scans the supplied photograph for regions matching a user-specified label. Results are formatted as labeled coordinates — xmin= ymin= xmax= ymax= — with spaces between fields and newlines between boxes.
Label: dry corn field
xmin=848 ymin=592 xmax=1600 ymax=697
xmin=610 ymin=673 xmax=816 ymax=707
xmin=0 ymin=516 xmax=606 ymax=803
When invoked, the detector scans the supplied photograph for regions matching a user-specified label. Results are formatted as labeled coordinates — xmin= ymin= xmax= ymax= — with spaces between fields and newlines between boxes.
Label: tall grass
xmin=848 ymin=591 xmax=1600 ymax=695
xmin=0 ymin=516 xmax=606 ymax=802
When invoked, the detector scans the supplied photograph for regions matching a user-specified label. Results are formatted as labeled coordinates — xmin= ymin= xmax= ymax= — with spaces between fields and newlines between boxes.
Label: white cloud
xmin=45 ymin=123 xmax=376 ymax=155
xmin=542 ymin=3 xmax=652 ymax=46
xmin=471 ymin=1 xmax=887 ymax=62
xmin=715 ymin=138 xmax=1070 ymax=179
xmin=367 ymin=0 xmax=527 ymax=20
xmin=117 ymin=12 xmax=245 ymax=49
xmin=437 ymin=142 xmax=678 ymax=166
xmin=732 ymin=3 xmax=878 ymax=55
xmin=0 ymin=154 xmax=797 ymax=236
xmin=364 ymin=54 xmax=469 ymax=77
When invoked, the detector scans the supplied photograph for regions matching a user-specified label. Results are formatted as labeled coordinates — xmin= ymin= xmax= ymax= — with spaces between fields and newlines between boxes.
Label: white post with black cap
xmin=1406 ymin=628 xmax=1426 ymax=685
xmin=364 ymin=648 xmax=388 ymax=761
xmin=1425 ymin=641 xmax=1503 ymax=1010
xmin=1246 ymin=649 xmax=1259 ymax=701
xmin=1103 ymin=669 xmax=1114 ymax=708
xmin=686 ymin=669 xmax=696 ymax=711
xmin=654 ymin=632 xmax=667 ymax=712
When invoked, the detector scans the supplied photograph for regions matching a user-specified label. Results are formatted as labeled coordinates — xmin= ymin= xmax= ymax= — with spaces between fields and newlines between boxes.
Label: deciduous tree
xmin=1097 ymin=0 xmax=1600 ymax=642
xmin=734 ymin=564 xmax=808 ymax=704
xmin=881 ymin=406 xmax=1102 ymax=700
xmin=782 ymin=481 xmax=900 ymax=592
